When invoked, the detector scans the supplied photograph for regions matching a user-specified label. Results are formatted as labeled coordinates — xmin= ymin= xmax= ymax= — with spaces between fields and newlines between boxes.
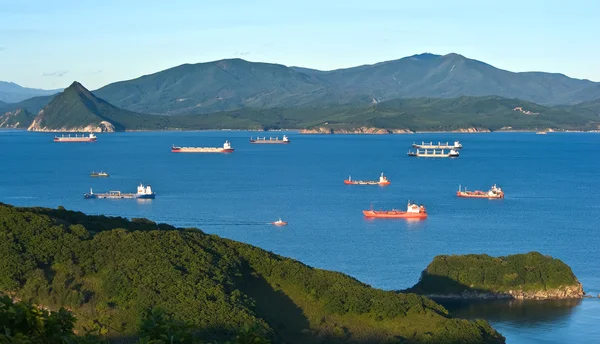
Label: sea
xmin=0 ymin=130 xmax=598 ymax=344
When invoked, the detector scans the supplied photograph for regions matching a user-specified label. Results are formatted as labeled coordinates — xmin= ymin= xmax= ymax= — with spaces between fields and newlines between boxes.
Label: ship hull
xmin=408 ymin=154 xmax=459 ymax=158
xmin=344 ymin=180 xmax=390 ymax=185
xmin=362 ymin=210 xmax=427 ymax=219
xmin=84 ymin=193 xmax=155 ymax=199
xmin=54 ymin=138 xmax=97 ymax=142
xmin=457 ymin=192 xmax=503 ymax=199
xmin=171 ymin=148 xmax=234 ymax=153
xmin=250 ymin=141 xmax=290 ymax=144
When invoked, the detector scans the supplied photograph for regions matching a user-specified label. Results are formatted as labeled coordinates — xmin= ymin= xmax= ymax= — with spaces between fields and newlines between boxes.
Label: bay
xmin=0 ymin=130 xmax=599 ymax=343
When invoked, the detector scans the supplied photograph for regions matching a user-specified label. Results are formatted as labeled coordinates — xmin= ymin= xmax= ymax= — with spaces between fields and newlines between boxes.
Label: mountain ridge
xmin=0 ymin=81 xmax=62 ymax=103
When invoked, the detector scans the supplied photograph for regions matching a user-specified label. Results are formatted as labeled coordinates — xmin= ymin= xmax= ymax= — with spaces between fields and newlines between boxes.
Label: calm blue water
xmin=1 ymin=130 xmax=599 ymax=343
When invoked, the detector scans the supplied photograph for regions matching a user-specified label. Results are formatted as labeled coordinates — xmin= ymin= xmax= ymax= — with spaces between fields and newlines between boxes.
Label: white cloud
xmin=40 ymin=70 xmax=68 ymax=77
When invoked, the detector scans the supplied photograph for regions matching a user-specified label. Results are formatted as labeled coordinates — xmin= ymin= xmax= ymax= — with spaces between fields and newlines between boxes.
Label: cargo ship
xmin=363 ymin=202 xmax=427 ymax=219
xmin=90 ymin=171 xmax=109 ymax=177
xmin=250 ymin=135 xmax=290 ymax=144
xmin=457 ymin=184 xmax=504 ymax=199
xmin=407 ymin=149 xmax=459 ymax=158
xmin=54 ymin=133 xmax=97 ymax=142
xmin=412 ymin=141 xmax=462 ymax=149
xmin=272 ymin=218 xmax=288 ymax=226
xmin=84 ymin=183 xmax=155 ymax=199
xmin=171 ymin=140 xmax=234 ymax=153
xmin=344 ymin=172 xmax=391 ymax=186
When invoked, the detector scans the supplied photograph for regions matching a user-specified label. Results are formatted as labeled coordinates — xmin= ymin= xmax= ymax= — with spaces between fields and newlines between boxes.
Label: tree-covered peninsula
xmin=0 ymin=203 xmax=504 ymax=344
xmin=408 ymin=253 xmax=583 ymax=300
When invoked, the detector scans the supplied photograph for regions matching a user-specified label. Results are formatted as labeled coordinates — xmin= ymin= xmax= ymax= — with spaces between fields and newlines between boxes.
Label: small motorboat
xmin=272 ymin=218 xmax=288 ymax=226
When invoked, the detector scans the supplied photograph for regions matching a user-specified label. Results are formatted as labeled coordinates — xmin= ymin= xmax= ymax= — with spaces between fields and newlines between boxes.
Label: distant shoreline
xmin=5 ymin=128 xmax=600 ymax=134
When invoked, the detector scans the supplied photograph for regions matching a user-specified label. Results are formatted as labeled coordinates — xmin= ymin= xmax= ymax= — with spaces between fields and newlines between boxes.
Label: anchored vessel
xmin=84 ymin=183 xmax=155 ymax=199
xmin=272 ymin=218 xmax=288 ymax=226
xmin=412 ymin=141 xmax=463 ymax=149
xmin=250 ymin=135 xmax=291 ymax=144
xmin=536 ymin=131 xmax=548 ymax=135
xmin=90 ymin=171 xmax=109 ymax=177
xmin=171 ymin=140 xmax=234 ymax=153
xmin=457 ymin=184 xmax=504 ymax=199
xmin=344 ymin=172 xmax=391 ymax=186
xmin=54 ymin=133 xmax=97 ymax=142
xmin=408 ymin=149 xmax=459 ymax=158
xmin=363 ymin=202 xmax=428 ymax=219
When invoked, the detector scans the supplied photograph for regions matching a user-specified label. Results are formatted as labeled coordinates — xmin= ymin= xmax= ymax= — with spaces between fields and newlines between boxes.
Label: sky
xmin=1 ymin=0 xmax=599 ymax=90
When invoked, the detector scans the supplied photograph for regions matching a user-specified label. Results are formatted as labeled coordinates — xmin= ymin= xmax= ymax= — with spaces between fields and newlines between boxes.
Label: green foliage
xmin=0 ymin=203 xmax=505 ymax=343
xmin=410 ymin=252 xmax=580 ymax=294
xmin=0 ymin=295 xmax=79 ymax=344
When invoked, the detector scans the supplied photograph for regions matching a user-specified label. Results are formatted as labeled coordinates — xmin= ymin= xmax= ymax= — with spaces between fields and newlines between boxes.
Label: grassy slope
xmin=0 ymin=203 xmax=504 ymax=344
xmin=408 ymin=253 xmax=580 ymax=295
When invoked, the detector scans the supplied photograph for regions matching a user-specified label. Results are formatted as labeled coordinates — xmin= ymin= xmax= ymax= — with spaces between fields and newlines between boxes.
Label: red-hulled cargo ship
xmin=344 ymin=172 xmax=391 ymax=186
xmin=457 ymin=184 xmax=504 ymax=199
xmin=363 ymin=202 xmax=427 ymax=219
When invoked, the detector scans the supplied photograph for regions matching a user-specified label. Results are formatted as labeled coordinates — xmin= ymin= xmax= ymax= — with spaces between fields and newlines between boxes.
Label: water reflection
xmin=438 ymin=299 xmax=582 ymax=327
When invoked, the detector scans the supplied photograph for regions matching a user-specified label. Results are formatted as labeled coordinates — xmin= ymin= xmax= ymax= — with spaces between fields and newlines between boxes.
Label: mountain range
xmin=92 ymin=53 xmax=600 ymax=115
xmin=0 ymin=81 xmax=62 ymax=103
xmin=2 ymin=53 xmax=600 ymax=132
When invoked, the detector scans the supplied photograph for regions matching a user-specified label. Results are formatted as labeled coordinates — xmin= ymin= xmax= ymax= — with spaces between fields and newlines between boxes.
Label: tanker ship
xmin=84 ymin=183 xmax=155 ymax=199
xmin=457 ymin=184 xmax=504 ymax=199
xmin=54 ymin=133 xmax=97 ymax=142
xmin=407 ymin=149 xmax=459 ymax=158
xmin=171 ymin=140 xmax=234 ymax=153
xmin=363 ymin=202 xmax=427 ymax=219
xmin=412 ymin=141 xmax=462 ymax=149
xmin=344 ymin=172 xmax=391 ymax=186
xmin=250 ymin=135 xmax=290 ymax=144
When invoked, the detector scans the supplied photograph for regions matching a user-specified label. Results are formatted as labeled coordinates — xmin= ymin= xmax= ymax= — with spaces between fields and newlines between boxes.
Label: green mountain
xmin=0 ymin=202 xmax=505 ymax=343
xmin=27 ymin=81 xmax=160 ymax=132
xmin=293 ymin=53 xmax=600 ymax=106
xmin=93 ymin=59 xmax=341 ymax=115
xmin=0 ymin=81 xmax=62 ymax=103
xmin=408 ymin=253 xmax=583 ymax=299
xmin=0 ymin=94 xmax=55 ymax=116
xmin=91 ymin=54 xmax=600 ymax=116
xmin=0 ymin=108 xmax=36 ymax=129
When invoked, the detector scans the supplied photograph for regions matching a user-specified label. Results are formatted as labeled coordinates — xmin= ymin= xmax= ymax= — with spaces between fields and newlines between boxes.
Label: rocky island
xmin=408 ymin=252 xmax=584 ymax=300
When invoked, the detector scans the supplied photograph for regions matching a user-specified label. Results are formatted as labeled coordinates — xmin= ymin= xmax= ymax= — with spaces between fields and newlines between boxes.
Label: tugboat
xmin=171 ymin=140 xmax=234 ymax=153
xmin=407 ymin=149 xmax=459 ymax=158
xmin=250 ymin=135 xmax=291 ymax=144
xmin=84 ymin=183 xmax=155 ymax=199
xmin=54 ymin=133 xmax=97 ymax=142
xmin=272 ymin=218 xmax=288 ymax=226
xmin=412 ymin=141 xmax=463 ymax=149
xmin=344 ymin=172 xmax=391 ymax=186
xmin=457 ymin=184 xmax=504 ymax=199
xmin=363 ymin=201 xmax=427 ymax=219
xmin=90 ymin=171 xmax=109 ymax=177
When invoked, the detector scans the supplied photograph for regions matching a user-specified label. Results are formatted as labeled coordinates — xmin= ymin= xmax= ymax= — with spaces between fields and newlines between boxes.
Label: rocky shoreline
xmin=423 ymin=284 xmax=585 ymax=300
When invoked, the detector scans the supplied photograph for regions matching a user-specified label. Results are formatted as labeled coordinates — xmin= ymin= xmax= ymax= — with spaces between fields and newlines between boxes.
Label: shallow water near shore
xmin=1 ymin=130 xmax=599 ymax=343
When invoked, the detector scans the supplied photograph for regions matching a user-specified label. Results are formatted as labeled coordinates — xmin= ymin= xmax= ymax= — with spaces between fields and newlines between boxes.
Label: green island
xmin=0 ymin=203 xmax=504 ymax=343
xmin=407 ymin=253 xmax=584 ymax=299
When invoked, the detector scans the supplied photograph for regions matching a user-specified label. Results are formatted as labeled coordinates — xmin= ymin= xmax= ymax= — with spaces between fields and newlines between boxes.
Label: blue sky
xmin=1 ymin=0 xmax=598 ymax=90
